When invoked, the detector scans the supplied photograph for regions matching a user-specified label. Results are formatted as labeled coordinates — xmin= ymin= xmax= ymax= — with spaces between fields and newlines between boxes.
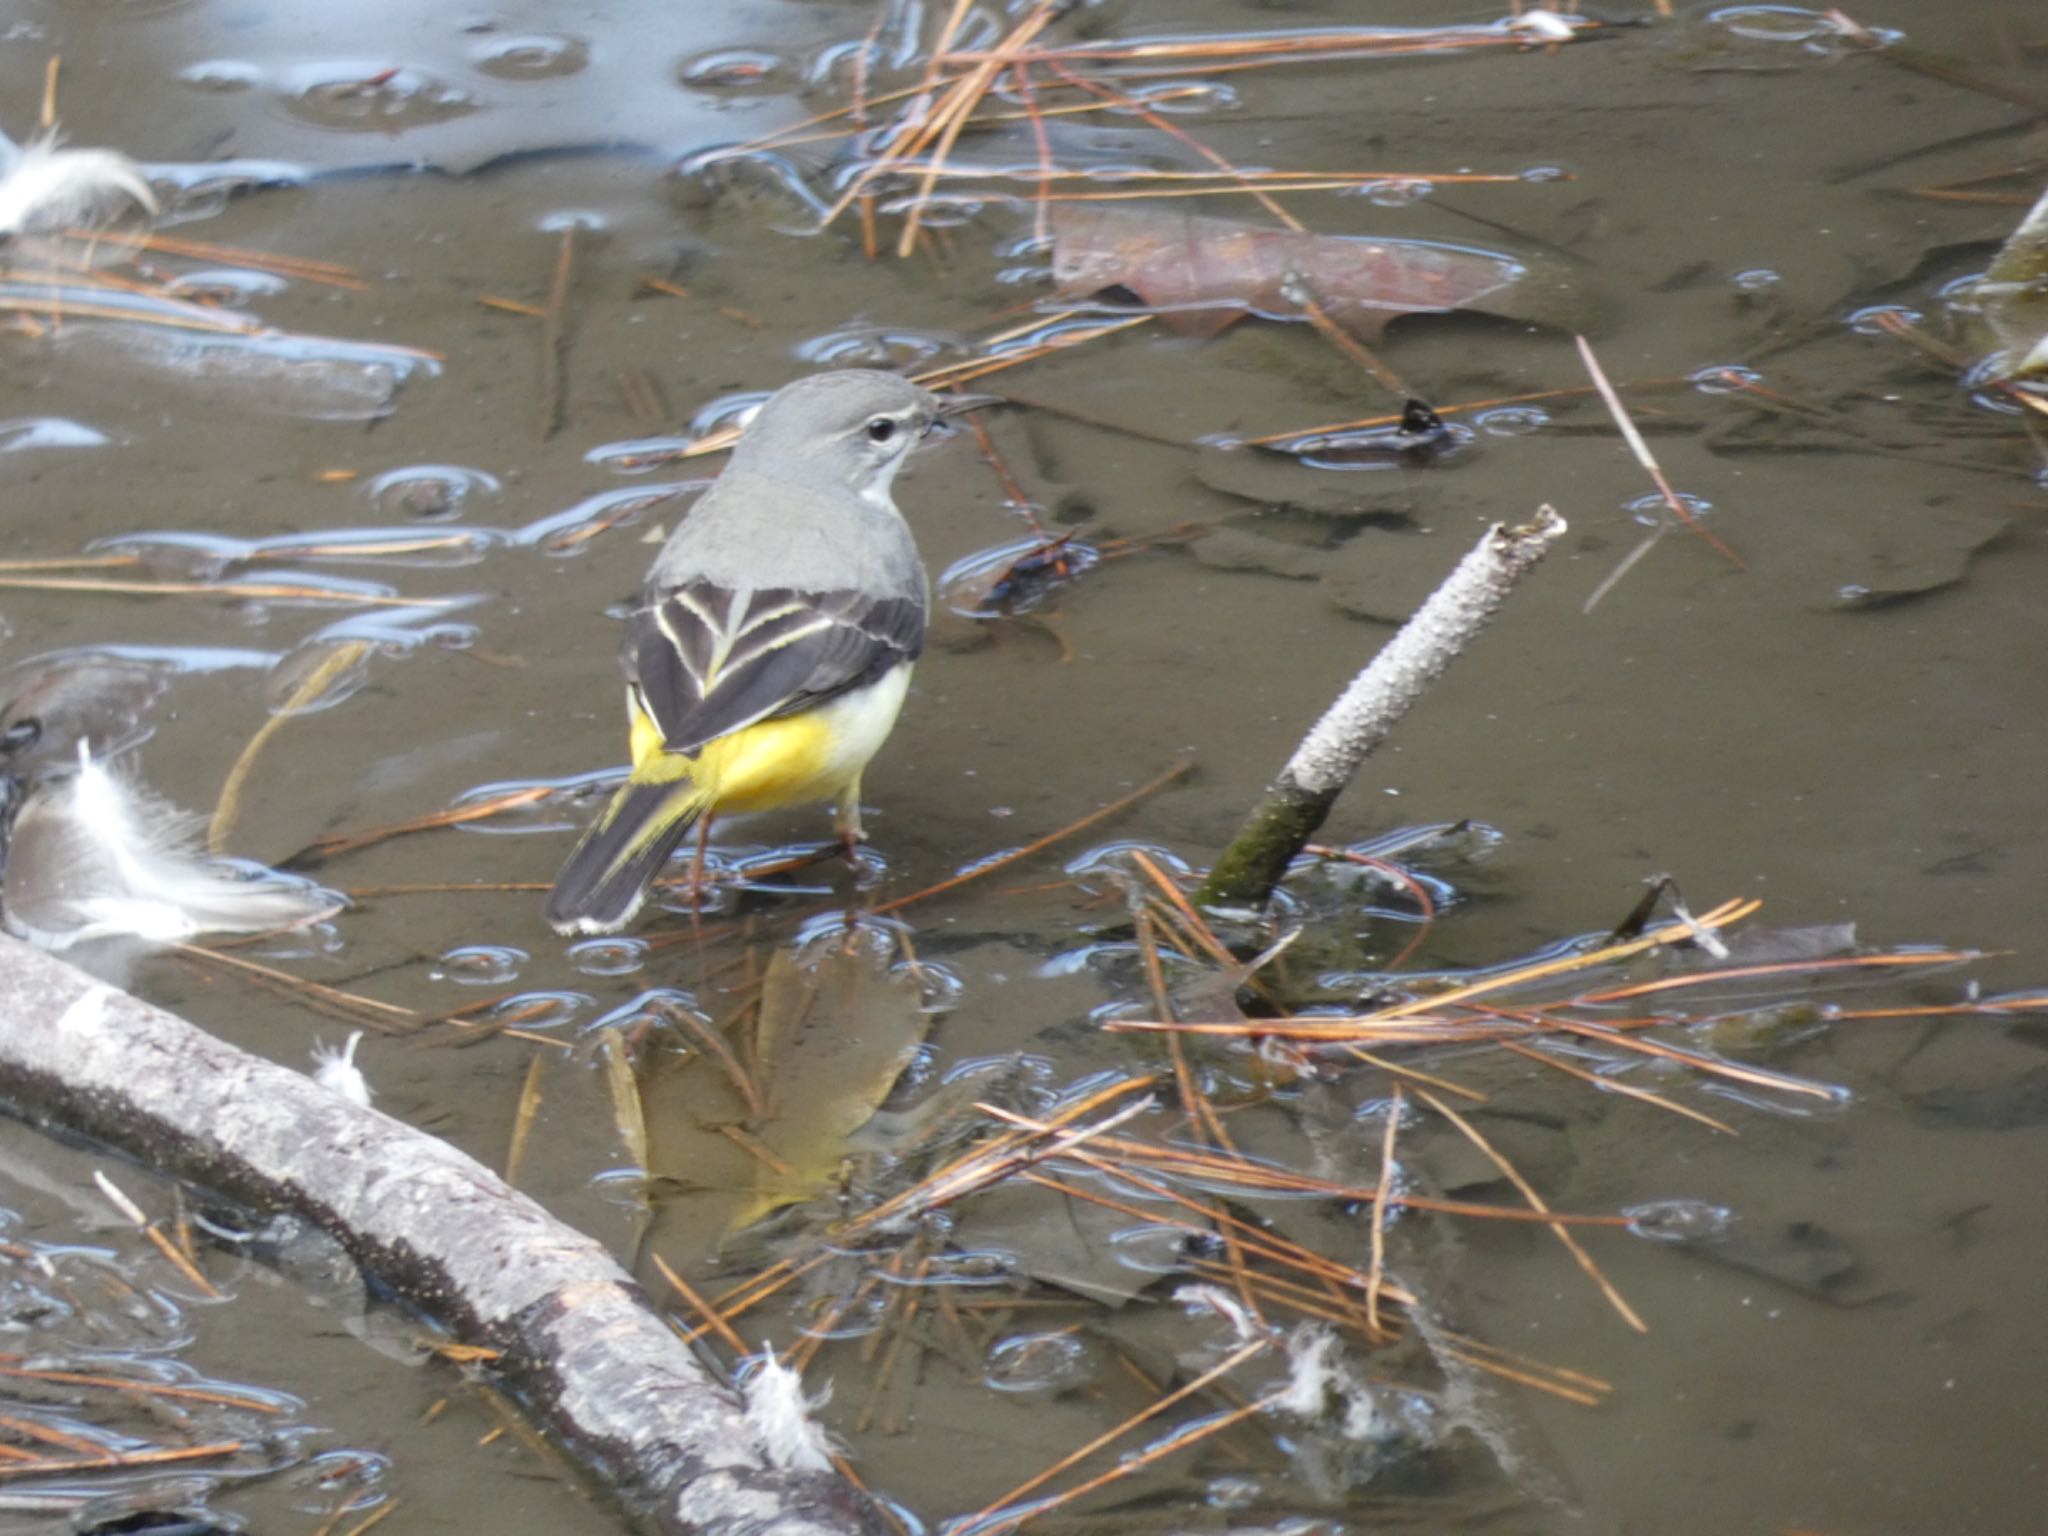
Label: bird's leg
xmin=833 ymin=781 xmax=867 ymax=865
xmin=834 ymin=783 xmax=869 ymax=934
xmin=688 ymin=814 xmax=716 ymax=937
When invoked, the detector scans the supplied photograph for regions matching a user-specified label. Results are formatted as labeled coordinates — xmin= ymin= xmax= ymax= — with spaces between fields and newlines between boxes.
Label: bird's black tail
xmin=544 ymin=778 xmax=705 ymax=935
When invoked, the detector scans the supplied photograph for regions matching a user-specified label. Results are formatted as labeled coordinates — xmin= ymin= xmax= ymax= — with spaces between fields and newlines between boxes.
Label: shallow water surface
xmin=0 ymin=1 xmax=2045 ymax=1532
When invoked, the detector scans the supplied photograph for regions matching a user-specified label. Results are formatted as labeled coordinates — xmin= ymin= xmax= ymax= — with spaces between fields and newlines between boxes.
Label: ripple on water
xmin=1704 ymin=5 xmax=1902 ymax=50
xmin=585 ymin=436 xmax=703 ymax=475
xmin=162 ymin=267 xmax=292 ymax=307
xmin=985 ymin=1329 xmax=1094 ymax=1394
xmin=1626 ymin=490 xmax=1713 ymax=527
xmin=433 ymin=944 xmax=526 ymax=985
xmin=938 ymin=537 xmax=1101 ymax=619
xmin=0 ymin=416 xmax=114 ymax=452
xmin=471 ymin=32 xmax=591 ymax=81
xmin=568 ymin=936 xmax=649 ymax=978
xmin=278 ymin=62 xmax=481 ymax=133
xmin=285 ymin=1449 xmax=393 ymax=1518
xmin=796 ymin=324 xmax=969 ymax=370
xmin=676 ymin=47 xmax=795 ymax=96
xmin=179 ymin=57 xmax=264 ymax=93
xmin=365 ymin=464 xmax=502 ymax=523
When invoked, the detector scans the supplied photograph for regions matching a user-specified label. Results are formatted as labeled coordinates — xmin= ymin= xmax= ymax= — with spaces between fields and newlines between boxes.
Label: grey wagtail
xmin=545 ymin=369 xmax=946 ymax=935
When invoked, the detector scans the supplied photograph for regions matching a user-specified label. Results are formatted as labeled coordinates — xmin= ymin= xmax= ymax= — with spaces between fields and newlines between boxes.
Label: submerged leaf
xmin=1051 ymin=204 xmax=1546 ymax=339
xmin=727 ymin=944 xmax=931 ymax=1230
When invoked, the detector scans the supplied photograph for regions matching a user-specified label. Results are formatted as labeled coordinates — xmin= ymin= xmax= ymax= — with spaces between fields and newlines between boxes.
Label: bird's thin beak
xmin=927 ymin=391 xmax=1004 ymax=435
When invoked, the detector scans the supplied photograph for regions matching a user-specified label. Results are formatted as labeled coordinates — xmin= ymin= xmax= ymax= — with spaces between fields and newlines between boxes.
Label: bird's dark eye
xmin=866 ymin=416 xmax=899 ymax=444
xmin=0 ymin=718 xmax=40 ymax=756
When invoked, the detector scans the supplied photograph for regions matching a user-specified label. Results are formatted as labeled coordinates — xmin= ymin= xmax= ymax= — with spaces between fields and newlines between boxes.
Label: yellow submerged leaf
xmin=726 ymin=943 xmax=930 ymax=1232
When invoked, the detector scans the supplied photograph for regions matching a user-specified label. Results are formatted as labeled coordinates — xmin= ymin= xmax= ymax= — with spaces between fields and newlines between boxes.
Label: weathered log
xmin=1197 ymin=508 xmax=1567 ymax=910
xmin=0 ymin=931 xmax=886 ymax=1536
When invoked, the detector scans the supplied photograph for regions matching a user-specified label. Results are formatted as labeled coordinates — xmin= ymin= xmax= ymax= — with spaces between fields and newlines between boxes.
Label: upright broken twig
xmin=1195 ymin=508 xmax=1567 ymax=910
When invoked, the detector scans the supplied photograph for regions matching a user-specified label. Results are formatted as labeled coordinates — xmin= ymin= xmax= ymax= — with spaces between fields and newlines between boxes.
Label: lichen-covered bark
xmin=1193 ymin=781 xmax=1335 ymax=911
xmin=1197 ymin=509 xmax=1567 ymax=912
xmin=0 ymin=932 xmax=884 ymax=1536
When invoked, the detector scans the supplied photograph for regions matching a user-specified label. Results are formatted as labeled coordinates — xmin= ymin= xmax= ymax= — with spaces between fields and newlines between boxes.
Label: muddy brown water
xmin=0 ymin=1 xmax=2045 ymax=1532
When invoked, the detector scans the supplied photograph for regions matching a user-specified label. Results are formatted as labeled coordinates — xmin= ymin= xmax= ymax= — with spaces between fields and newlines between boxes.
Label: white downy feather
xmin=0 ymin=134 xmax=158 ymax=239
xmin=740 ymin=1350 xmax=838 ymax=1474
xmin=3 ymin=744 xmax=341 ymax=949
xmin=311 ymin=1031 xmax=373 ymax=1107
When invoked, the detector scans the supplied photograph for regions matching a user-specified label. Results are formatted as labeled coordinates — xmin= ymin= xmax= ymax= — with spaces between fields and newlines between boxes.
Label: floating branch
xmin=0 ymin=934 xmax=889 ymax=1536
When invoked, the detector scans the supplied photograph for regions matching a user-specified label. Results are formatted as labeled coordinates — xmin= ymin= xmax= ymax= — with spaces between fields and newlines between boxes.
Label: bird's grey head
xmin=729 ymin=370 xmax=941 ymax=501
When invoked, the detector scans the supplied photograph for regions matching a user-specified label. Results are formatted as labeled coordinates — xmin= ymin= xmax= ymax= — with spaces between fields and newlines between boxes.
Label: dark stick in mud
xmin=1195 ymin=507 xmax=1567 ymax=911
xmin=0 ymin=932 xmax=888 ymax=1536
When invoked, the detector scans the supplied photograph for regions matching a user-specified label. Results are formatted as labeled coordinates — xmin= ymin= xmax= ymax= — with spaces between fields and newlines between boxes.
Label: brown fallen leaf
xmin=1050 ymin=203 xmax=1533 ymax=340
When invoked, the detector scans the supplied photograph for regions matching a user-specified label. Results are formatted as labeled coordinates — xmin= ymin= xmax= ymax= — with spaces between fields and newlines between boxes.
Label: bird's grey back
xmin=648 ymin=465 xmax=925 ymax=603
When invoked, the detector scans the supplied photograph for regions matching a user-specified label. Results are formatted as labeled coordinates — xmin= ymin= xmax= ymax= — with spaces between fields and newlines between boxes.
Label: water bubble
xmin=1845 ymin=304 xmax=1921 ymax=337
xmin=587 ymin=987 xmax=701 ymax=1041
xmin=585 ymin=437 xmax=700 ymax=475
xmin=1625 ymin=490 xmax=1712 ymax=527
xmin=939 ymin=537 xmax=1100 ymax=619
xmin=1067 ymin=840 xmax=1197 ymax=885
xmin=1520 ymin=164 xmax=1568 ymax=184
xmin=1963 ymin=355 xmax=2028 ymax=415
xmin=1358 ymin=177 xmax=1433 ymax=209
xmin=262 ymin=634 xmax=376 ymax=713
xmin=568 ymin=937 xmax=649 ymax=977
xmin=879 ymin=193 xmax=983 ymax=228
xmin=515 ymin=484 xmax=695 ymax=553
xmin=433 ymin=944 xmax=526 ymax=986
xmin=285 ymin=1450 xmax=392 ymax=1518
xmin=905 ymin=960 xmax=965 ymax=1014
xmin=796 ymin=325 xmax=967 ymax=370
xmin=1731 ymin=268 xmax=1781 ymax=292
xmin=691 ymin=390 xmax=772 ymax=437
xmin=986 ymin=1330 xmax=1093 ymax=1393
xmin=1126 ymin=80 xmax=1237 ymax=114
xmin=1705 ymin=4 xmax=1899 ymax=49
xmin=806 ymin=37 xmax=883 ymax=89
xmin=677 ymin=48 xmax=793 ymax=94
xmin=1937 ymin=272 xmax=1986 ymax=316
xmin=0 ymin=417 xmax=114 ymax=453
xmin=1474 ymin=405 xmax=1549 ymax=436
xmin=1110 ymin=1224 xmax=1198 ymax=1274
xmin=162 ymin=268 xmax=291 ymax=307
xmin=1707 ymin=5 xmax=1846 ymax=42
xmin=481 ymin=991 xmax=590 ymax=1032
xmin=1624 ymin=1199 xmax=1731 ymax=1243
xmin=1689 ymin=363 xmax=1763 ymax=394
xmin=1289 ymin=418 xmax=1472 ymax=471
xmin=472 ymin=33 xmax=589 ymax=80
xmin=180 ymin=58 xmax=264 ymax=93
xmin=280 ymin=63 xmax=480 ymax=133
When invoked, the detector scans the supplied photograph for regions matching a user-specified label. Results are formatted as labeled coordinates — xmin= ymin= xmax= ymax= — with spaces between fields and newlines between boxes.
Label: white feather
xmin=1502 ymin=9 xmax=1581 ymax=43
xmin=311 ymin=1031 xmax=373 ymax=1107
xmin=1277 ymin=1325 xmax=1342 ymax=1419
xmin=3 ymin=744 xmax=342 ymax=949
xmin=740 ymin=1350 xmax=837 ymax=1474
xmin=0 ymin=135 xmax=158 ymax=239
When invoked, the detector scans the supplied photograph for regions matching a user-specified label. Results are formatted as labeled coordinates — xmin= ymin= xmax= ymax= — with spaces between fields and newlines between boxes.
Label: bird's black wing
xmin=624 ymin=583 xmax=925 ymax=755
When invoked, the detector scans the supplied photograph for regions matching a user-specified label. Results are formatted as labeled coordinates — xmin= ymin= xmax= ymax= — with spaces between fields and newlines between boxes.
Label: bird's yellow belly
xmin=627 ymin=666 xmax=912 ymax=814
